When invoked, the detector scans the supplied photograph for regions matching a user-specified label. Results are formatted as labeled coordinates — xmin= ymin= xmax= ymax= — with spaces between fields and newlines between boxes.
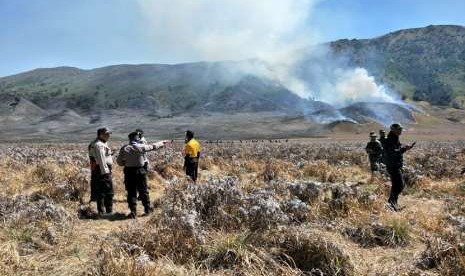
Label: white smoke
xmin=136 ymin=0 xmax=398 ymax=107
xmin=318 ymin=67 xmax=397 ymax=107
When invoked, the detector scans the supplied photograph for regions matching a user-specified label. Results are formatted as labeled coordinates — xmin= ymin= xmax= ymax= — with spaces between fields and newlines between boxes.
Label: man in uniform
xmin=117 ymin=132 xmax=168 ymax=218
xmin=378 ymin=129 xmax=387 ymax=164
xmin=135 ymin=128 xmax=149 ymax=170
xmin=366 ymin=131 xmax=383 ymax=177
xmin=135 ymin=128 xmax=147 ymax=144
xmin=384 ymin=123 xmax=415 ymax=211
xmin=184 ymin=130 xmax=201 ymax=182
xmin=379 ymin=130 xmax=387 ymax=145
xmin=88 ymin=128 xmax=114 ymax=215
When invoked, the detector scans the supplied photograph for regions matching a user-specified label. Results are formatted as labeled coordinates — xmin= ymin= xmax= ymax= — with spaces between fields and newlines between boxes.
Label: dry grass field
xmin=0 ymin=138 xmax=465 ymax=275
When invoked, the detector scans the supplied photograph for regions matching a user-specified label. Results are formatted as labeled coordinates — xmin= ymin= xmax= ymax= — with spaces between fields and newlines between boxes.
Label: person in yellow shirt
xmin=183 ymin=130 xmax=201 ymax=182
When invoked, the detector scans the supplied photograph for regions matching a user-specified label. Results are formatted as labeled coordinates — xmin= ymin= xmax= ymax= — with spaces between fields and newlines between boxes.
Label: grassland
xmin=0 ymin=139 xmax=464 ymax=275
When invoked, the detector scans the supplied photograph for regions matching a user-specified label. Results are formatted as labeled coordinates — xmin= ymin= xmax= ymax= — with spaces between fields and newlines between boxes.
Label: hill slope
xmin=330 ymin=25 xmax=465 ymax=107
xmin=0 ymin=25 xmax=464 ymax=140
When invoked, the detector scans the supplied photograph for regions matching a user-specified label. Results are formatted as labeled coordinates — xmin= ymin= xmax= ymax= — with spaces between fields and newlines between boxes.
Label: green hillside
xmin=330 ymin=25 xmax=465 ymax=107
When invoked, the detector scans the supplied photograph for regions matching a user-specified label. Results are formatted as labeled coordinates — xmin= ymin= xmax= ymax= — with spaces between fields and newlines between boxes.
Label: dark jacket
xmin=379 ymin=136 xmax=387 ymax=149
xmin=366 ymin=140 xmax=383 ymax=158
xmin=383 ymin=131 xmax=407 ymax=169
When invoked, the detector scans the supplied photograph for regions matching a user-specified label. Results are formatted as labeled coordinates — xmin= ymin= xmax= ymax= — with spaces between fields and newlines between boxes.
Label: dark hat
xmin=128 ymin=131 xmax=140 ymax=140
xmin=186 ymin=130 xmax=194 ymax=139
xmin=97 ymin=127 xmax=112 ymax=135
xmin=135 ymin=128 xmax=144 ymax=135
xmin=390 ymin=123 xmax=403 ymax=131
xmin=369 ymin=131 xmax=377 ymax=137
xmin=379 ymin=129 xmax=386 ymax=134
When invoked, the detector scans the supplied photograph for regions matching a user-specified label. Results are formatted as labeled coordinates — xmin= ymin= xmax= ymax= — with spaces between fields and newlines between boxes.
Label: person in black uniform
xmin=383 ymin=123 xmax=415 ymax=211
xmin=366 ymin=132 xmax=383 ymax=177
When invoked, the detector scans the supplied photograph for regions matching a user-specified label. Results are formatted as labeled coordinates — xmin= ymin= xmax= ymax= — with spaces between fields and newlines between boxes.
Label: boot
xmin=127 ymin=207 xmax=137 ymax=219
xmin=142 ymin=206 xmax=153 ymax=216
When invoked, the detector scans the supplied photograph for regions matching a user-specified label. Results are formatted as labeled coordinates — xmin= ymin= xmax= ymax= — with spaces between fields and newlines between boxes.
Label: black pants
xmin=90 ymin=170 xmax=99 ymax=202
xmin=95 ymin=172 xmax=114 ymax=213
xmin=387 ymin=167 xmax=404 ymax=204
xmin=124 ymin=167 xmax=150 ymax=213
xmin=185 ymin=160 xmax=199 ymax=182
xmin=369 ymin=156 xmax=381 ymax=172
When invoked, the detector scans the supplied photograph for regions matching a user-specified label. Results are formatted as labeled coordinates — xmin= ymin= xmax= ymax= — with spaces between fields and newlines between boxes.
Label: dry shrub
xmin=269 ymin=228 xmax=355 ymax=276
xmin=261 ymin=162 xmax=280 ymax=182
xmin=0 ymin=194 xmax=74 ymax=258
xmin=345 ymin=217 xmax=411 ymax=248
xmin=302 ymin=161 xmax=335 ymax=182
xmin=32 ymin=159 xmax=61 ymax=183
xmin=285 ymin=180 xmax=380 ymax=223
xmin=0 ymin=240 xmax=20 ymax=275
xmin=95 ymin=240 xmax=163 ymax=276
xmin=417 ymin=236 xmax=465 ymax=275
xmin=200 ymin=231 xmax=300 ymax=275
xmin=201 ymin=232 xmax=265 ymax=272
xmin=115 ymin=208 xmax=204 ymax=264
xmin=41 ymin=168 xmax=89 ymax=203
xmin=158 ymin=176 xmax=290 ymax=231
xmin=152 ymin=163 xmax=184 ymax=180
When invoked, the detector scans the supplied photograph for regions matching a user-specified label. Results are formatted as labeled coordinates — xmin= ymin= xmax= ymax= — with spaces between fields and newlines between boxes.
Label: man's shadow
xmin=78 ymin=206 xmax=130 ymax=221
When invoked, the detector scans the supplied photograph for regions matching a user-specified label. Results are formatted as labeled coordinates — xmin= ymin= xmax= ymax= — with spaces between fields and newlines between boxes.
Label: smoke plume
xmin=137 ymin=0 xmax=398 ymax=107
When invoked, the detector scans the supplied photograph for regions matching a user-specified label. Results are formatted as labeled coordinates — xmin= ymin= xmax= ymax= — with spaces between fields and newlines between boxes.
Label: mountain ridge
xmin=0 ymin=25 xmax=464 ymax=140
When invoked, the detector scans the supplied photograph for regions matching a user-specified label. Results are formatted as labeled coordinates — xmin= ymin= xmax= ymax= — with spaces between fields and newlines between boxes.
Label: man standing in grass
xmin=384 ymin=124 xmax=415 ymax=211
xmin=88 ymin=127 xmax=114 ymax=215
xmin=366 ymin=131 xmax=383 ymax=179
xmin=117 ymin=132 xmax=168 ymax=218
xmin=184 ymin=130 xmax=201 ymax=182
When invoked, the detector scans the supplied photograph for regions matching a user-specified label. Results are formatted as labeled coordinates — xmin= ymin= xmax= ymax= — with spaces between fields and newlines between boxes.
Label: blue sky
xmin=1 ymin=0 xmax=464 ymax=77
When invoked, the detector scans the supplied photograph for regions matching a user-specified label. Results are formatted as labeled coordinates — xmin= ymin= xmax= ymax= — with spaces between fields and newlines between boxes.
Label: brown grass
xmin=0 ymin=141 xmax=464 ymax=275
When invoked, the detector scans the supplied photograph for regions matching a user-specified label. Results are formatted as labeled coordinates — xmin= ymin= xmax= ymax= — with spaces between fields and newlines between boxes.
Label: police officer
xmin=117 ymin=132 xmax=168 ymax=218
xmin=135 ymin=128 xmax=149 ymax=171
xmin=366 ymin=132 xmax=383 ymax=176
xmin=88 ymin=138 xmax=99 ymax=204
xmin=384 ymin=123 xmax=415 ymax=211
xmin=135 ymin=128 xmax=147 ymax=144
xmin=184 ymin=130 xmax=201 ymax=182
xmin=88 ymin=128 xmax=114 ymax=215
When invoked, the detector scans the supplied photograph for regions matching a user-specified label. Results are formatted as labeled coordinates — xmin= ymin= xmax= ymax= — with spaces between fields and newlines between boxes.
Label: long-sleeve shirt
xmin=89 ymin=139 xmax=113 ymax=175
xmin=383 ymin=131 xmax=407 ymax=169
xmin=117 ymin=141 xmax=164 ymax=168
xmin=366 ymin=140 xmax=383 ymax=157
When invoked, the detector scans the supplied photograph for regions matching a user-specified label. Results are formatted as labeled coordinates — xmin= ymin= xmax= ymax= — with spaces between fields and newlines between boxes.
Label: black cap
xmin=97 ymin=127 xmax=112 ymax=136
xmin=390 ymin=123 xmax=403 ymax=131
xmin=128 ymin=131 xmax=140 ymax=140
xmin=135 ymin=128 xmax=144 ymax=135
